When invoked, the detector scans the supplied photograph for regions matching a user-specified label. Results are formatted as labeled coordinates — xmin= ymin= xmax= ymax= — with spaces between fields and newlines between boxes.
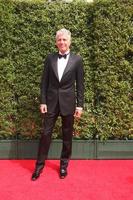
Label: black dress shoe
xmin=60 ymin=168 xmax=67 ymax=179
xmin=31 ymin=168 xmax=43 ymax=181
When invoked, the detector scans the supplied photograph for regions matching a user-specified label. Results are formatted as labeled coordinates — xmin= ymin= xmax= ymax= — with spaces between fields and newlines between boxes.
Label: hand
xmin=74 ymin=108 xmax=83 ymax=119
xmin=40 ymin=104 xmax=47 ymax=113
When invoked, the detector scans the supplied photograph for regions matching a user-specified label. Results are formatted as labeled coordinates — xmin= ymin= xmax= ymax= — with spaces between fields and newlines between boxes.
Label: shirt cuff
xmin=76 ymin=107 xmax=83 ymax=111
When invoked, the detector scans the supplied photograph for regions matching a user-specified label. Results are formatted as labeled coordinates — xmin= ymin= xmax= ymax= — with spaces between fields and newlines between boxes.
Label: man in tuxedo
xmin=31 ymin=28 xmax=84 ymax=180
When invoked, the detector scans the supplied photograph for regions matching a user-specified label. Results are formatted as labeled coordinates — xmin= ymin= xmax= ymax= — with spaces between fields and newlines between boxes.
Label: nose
xmin=60 ymin=39 xmax=64 ymax=44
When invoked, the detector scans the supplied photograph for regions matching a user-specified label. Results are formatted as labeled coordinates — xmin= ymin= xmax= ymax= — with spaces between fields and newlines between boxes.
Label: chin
xmin=60 ymin=50 xmax=67 ymax=53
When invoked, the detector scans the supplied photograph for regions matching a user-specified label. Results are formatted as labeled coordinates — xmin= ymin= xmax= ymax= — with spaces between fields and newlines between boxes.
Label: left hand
xmin=74 ymin=109 xmax=83 ymax=119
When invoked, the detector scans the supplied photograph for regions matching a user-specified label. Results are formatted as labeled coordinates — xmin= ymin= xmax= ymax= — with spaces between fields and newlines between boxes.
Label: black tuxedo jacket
xmin=40 ymin=52 xmax=84 ymax=116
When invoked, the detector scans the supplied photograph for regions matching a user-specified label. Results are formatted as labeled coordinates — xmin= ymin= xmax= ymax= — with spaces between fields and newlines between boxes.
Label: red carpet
xmin=0 ymin=160 xmax=133 ymax=200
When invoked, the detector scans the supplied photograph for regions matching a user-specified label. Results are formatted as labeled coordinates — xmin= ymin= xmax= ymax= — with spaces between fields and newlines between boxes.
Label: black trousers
xmin=36 ymin=111 xmax=74 ymax=169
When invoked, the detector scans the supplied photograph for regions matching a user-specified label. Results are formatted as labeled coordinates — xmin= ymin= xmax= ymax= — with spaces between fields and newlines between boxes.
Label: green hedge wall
xmin=92 ymin=0 xmax=133 ymax=139
xmin=0 ymin=0 xmax=132 ymax=140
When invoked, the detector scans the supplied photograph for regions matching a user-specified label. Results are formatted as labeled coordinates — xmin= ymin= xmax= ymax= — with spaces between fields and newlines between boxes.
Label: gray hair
xmin=56 ymin=28 xmax=71 ymax=41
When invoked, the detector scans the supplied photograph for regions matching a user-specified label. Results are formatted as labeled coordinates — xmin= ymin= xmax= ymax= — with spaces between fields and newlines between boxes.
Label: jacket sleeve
xmin=40 ymin=56 xmax=49 ymax=104
xmin=76 ymin=56 xmax=84 ymax=108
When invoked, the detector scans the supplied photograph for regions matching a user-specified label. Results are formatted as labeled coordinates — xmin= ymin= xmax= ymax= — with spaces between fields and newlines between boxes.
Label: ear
xmin=55 ymin=39 xmax=58 ymax=46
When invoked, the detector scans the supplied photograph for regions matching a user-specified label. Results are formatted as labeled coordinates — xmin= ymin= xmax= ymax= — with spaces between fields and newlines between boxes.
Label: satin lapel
xmin=51 ymin=53 xmax=59 ymax=80
xmin=61 ymin=53 xmax=74 ymax=79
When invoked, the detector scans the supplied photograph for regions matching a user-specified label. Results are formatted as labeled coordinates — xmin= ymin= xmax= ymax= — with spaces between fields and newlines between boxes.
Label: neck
xmin=59 ymin=50 xmax=70 ymax=55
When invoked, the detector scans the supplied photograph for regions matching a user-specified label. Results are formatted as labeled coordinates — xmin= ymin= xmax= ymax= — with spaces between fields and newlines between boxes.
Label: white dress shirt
xmin=57 ymin=51 xmax=70 ymax=82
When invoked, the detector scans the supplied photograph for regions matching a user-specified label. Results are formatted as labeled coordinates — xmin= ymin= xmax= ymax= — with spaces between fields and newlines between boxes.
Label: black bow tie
xmin=58 ymin=54 xmax=67 ymax=59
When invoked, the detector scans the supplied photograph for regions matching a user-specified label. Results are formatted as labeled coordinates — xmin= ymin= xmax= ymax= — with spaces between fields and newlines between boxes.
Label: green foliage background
xmin=0 ymin=0 xmax=132 ymax=140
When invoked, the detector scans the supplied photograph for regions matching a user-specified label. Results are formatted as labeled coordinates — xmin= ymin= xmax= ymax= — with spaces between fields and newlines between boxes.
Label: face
xmin=56 ymin=34 xmax=71 ymax=54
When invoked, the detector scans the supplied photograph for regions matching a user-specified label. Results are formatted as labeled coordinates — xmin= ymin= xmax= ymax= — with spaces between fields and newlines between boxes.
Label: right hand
xmin=40 ymin=104 xmax=47 ymax=113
